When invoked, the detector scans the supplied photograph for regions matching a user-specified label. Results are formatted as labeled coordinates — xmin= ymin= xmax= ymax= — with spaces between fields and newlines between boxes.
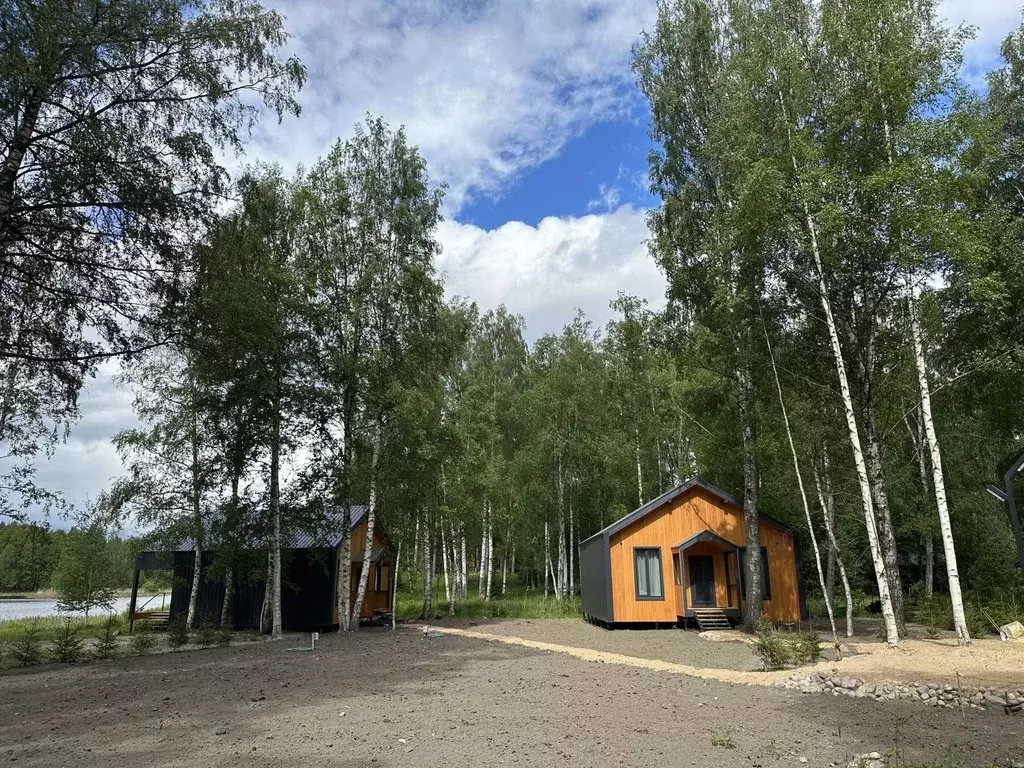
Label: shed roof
xmin=579 ymin=477 xmax=792 ymax=546
xmin=177 ymin=504 xmax=369 ymax=551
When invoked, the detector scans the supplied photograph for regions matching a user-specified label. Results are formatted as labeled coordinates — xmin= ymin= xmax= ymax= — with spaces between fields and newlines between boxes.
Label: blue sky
xmin=29 ymin=0 xmax=1024 ymax=521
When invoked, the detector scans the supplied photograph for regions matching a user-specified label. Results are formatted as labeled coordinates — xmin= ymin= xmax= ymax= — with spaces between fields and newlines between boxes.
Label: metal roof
xmin=177 ymin=504 xmax=368 ymax=551
xmin=579 ymin=477 xmax=792 ymax=546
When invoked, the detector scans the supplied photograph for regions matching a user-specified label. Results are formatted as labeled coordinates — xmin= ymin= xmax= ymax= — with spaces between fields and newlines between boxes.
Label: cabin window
xmin=634 ymin=548 xmax=664 ymax=600
xmin=672 ymin=552 xmax=682 ymax=585
xmin=375 ymin=564 xmax=390 ymax=592
xmin=739 ymin=547 xmax=772 ymax=600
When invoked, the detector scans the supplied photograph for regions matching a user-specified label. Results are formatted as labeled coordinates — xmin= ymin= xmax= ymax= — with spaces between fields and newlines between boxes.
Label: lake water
xmin=0 ymin=595 xmax=169 ymax=622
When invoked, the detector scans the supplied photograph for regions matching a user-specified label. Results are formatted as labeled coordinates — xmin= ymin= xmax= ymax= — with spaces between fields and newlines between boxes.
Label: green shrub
xmin=755 ymin=621 xmax=821 ymax=670
xmin=194 ymin=619 xmax=217 ymax=647
xmin=93 ymin=615 xmax=119 ymax=660
xmin=11 ymin=622 xmax=44 ymax=666
xmin=50 ymin=618 xmax=85 ymax=663
xmin=215 ymin=626 xmax=232 ymax=647
xmin=167 ymin=617 xmax=189 ymax=649
xmin=129 ymin=625 xmax=157 ymax=655
xmin=913 ymin=595 xmax=991 ymax=638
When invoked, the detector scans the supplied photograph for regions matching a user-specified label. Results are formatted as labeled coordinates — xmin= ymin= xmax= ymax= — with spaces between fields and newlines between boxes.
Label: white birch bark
xmin=220 ymin=568 xmax=233 ymax=628
xmin=421 ymin=511 xmax=433 ymax=619
xmin=350 ymin=422 xmax=383 ymax=629
xmin=568 ymin=499 xmax=575 ymax=597
xmin=391 ymin=540 xmax=401 ymax=629
xmin=763 ymin=321 xmax=838 ymax=645
xmin=635 ymin=427 xmax=644 ymax=507
xmin=774 ymin=80 xmax=900 ymax=644
xmin=908 ymin=292 xmax=970 ymax=644
xmin=459 ymin=525 xmax=468 ymax=600
xmin=336 ymin=508 xmax=352 ymax=632
xmin=187 ymin=540 xmax=202 ymax=630
xmin=814 ymin=456 xmax=854 ymax=638
xmin=441 ymin=519 xmax=453 ymax=608
xmin=270 ymin=406 xmax=283 ymax=639
xmin=484 ymin=514 xmax=495 ymax=601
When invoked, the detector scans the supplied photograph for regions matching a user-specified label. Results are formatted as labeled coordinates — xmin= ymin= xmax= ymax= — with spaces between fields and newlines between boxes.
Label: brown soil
xmin=2 ymin=624 xmax=1022 ymax=768
xmin=430 ymin=617 xmax=763 ymax=670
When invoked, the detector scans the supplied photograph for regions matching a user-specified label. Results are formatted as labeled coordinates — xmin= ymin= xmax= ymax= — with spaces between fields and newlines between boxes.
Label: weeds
xmin=710 ymin=728 xmax=736 ymax=749
xmin=50 ymin=618 xmax=85 ymax=663
xmin=216 ymin=626 xmax=232 ymax=647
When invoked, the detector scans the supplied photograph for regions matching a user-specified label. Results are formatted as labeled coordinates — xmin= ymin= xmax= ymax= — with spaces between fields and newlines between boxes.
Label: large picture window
xmin=634 ymin=548 xmax=664 ymax=600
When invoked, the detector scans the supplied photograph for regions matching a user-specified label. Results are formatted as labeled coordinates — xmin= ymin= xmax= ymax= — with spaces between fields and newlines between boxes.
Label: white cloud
xmin=587 ymin=183 xmax=622 ymax=212
xmin=940 ymin=0 xmax=1021 ymax=78
xmin=253 ymin=0 xmax=656 ymax=213
xmin=437 ymin=205 xmax=664 ymax=340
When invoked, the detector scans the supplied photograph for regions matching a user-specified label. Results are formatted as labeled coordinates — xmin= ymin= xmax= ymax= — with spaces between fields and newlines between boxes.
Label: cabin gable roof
xmin=580 ymin=476 xmax=793 ymax=546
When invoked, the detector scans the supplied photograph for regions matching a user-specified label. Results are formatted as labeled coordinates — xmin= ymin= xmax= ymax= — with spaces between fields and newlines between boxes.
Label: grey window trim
xmin=633 ymin=547 xmax=665 ymax=601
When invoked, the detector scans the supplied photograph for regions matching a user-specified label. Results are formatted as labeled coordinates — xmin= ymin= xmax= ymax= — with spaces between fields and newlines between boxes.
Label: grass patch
xmin=710 ymin=728 xmax=736 ymax=749
xmin=0 ymin=612 xmax=129 ymax=643
xmin=395 ymin=572 xmax=582 ymax=621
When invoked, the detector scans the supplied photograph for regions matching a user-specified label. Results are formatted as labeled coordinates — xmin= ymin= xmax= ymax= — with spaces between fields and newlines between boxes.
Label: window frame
xmin=633 ymin=547 xmax=665 ymax=601
xmin=672 ymin=551 xmax=682 ymax=586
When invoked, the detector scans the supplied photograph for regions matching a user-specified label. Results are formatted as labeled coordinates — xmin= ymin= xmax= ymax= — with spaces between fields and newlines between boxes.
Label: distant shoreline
xmin=0 ymin=591 xmax=164 ymax=601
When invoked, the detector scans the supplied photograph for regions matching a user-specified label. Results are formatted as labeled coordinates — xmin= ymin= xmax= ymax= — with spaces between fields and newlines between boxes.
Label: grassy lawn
xmin=0 ymin=612 xmax=128 ymax=643
xmin=395 ymin=572 xmax=583 ymax=621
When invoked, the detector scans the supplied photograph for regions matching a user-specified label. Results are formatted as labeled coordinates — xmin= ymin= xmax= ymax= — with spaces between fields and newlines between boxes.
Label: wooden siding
xmin=333 ymin=518 xmax=395 ymax=623
xmin=608 ymin=487 xmax=801 ymax=622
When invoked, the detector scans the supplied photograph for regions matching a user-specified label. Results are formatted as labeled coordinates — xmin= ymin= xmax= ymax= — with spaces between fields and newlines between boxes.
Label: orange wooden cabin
xmin=579 ymin=478 xmax=806 ymax=628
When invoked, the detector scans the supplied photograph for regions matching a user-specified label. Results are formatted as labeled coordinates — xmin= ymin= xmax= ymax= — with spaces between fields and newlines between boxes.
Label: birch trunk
xmin=392 ymin=541 xmax=401 ymax=629
xmin=825 ymin=498 xmax=837 ymax=607
xmin=763 ymin=321 xmax=838 ymax=645
xmin=484 ymin=514 xmax=495 ymax=601
xmin=459 ymin=525 xmax=468 ymax=600
xmin=635 ymin=427 xmax=644 ymax=507
xmin=568 ymin=500 xmax=575 ymax=597
xmin=814 ymin=459 xmax=854 ymax=637
xmin=544 ymin=520 xmax=553 ymax=597
xmin=413 ymin=513 xmax=420 ymax=571
xmin=259 ymin=551 xmax=271 ymax=634
xmin=351 ymin=422 xmax=384 ymax=629
xmin=775 ymin=82 xmax=900 ymax=644
xmin=270 ymin=403 xmax=283 ymax=639
xmin=441 ymin=520 xmax=453 ymax=607
xmin=421 ymin=510 xmax=433 ymax=619
xmin=336 ymin=507 xmax=352 ymax=631
xmin=187 ymin=540 xmax=202 ymax=630
xmin=220 ymin=569 xmax=233 ymax=628
xmin=909 ymin=294 xmax=970 ymax=644
xmin=736 ymin=361 xmax=762 ymax=628
xmin=906 ymin=409 xmax=935 ymax=599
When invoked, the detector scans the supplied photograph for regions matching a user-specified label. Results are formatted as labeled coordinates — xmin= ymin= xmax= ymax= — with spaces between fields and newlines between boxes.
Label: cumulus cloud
xmin=437 ymin=205 xmax=663 ymax=340
xmin=253 ymin=0 xmax=656 ymax=213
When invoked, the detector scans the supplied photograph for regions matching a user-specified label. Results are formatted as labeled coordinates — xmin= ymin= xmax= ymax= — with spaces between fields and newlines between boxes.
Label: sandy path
xmin=424 ymin=624 xmax=787 ymax=686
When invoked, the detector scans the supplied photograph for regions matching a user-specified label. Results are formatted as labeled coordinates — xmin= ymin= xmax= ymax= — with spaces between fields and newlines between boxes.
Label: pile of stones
xmin=773 ymin=672 xmax=1024 ymax=713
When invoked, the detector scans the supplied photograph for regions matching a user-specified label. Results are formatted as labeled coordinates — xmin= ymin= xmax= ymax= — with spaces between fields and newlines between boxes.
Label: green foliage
xmin=53 ymin=523 xmax=118 ymax=618
xmin=755 ymin=621 xmax=821 ymax=671
xmin=216 ymin=627 xmax=232 ymax=647
xmin=93 ymin=615 xmax=120 ymax=660
xmin=167 ymin=617 xmax=189 ymax=649
xmin=11 ymin=622 xmax=44 ymax=666
xmin=50 ymin=619 xmax=85 ymax=663
xmin=912 ymin=595 xmax=991 ymax=638
xmin=129 ymin=625 xmax=157 ymax=656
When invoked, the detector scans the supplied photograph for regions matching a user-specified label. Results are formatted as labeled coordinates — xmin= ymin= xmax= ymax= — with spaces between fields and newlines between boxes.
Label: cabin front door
xmin=688 ymin=555 xmax=716 ymax=607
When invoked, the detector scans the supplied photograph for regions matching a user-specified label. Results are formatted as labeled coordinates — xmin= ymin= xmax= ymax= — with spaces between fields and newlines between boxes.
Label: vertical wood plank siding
xmin=608 ymin=488 xmax=801 ymax=622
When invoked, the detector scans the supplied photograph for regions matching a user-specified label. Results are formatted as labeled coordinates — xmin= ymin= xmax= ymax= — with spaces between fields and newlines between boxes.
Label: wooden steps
xmin=692 ymin=608 xmax=731 ymax=631
xmin=132 ymin=610 xmax=170 ymax=630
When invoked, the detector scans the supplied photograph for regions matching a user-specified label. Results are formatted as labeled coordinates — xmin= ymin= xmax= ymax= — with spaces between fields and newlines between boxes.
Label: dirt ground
xmin=2 ymin=623 xmax=1023 ymax=768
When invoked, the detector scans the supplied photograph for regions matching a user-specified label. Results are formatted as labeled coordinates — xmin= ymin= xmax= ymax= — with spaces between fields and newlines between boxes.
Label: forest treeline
xmin=0 ymin=522 xmax=151 ymax=595
xmin=1 ymin=0 xmax=1022 ymax=644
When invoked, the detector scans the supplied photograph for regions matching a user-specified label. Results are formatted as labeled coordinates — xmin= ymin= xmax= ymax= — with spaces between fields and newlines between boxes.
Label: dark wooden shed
xmin=129 ymin=505 xmax=396 ymax=632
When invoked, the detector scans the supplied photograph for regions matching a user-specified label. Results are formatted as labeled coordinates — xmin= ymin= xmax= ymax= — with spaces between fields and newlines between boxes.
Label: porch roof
xmin=671 ymin=529 xmax=738 ymax=552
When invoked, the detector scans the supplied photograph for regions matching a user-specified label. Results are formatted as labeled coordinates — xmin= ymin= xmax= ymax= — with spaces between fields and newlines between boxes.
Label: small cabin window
xmin=634 ymin=548 xmax=664 ymax=600
xmin=672 ymin=552 xmax=682 ymax=585
xmin=375 ymin=564 xmax=390 ymax=592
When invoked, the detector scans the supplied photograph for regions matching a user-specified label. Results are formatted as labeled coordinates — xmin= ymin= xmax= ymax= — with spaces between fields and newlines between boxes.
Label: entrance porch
xmin=670 ymin=530 xmax=742 ymax=627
